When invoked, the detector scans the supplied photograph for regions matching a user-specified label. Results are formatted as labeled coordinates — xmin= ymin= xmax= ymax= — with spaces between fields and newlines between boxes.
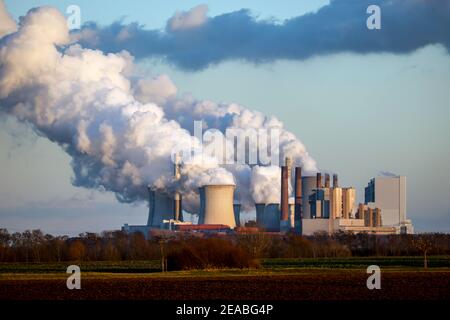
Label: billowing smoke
xmin=0 ymin=6 xmax=317 ymax=214
xmin=251 ymin=166 xmax=281 ymax=204
xmin=75 ymin=0 xmax=450 ymax=71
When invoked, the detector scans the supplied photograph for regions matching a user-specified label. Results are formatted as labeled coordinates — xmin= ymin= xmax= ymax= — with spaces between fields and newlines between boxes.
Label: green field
xmin=263 ymin=256 xmax=450 ymax=269
xmin=0 ymin=256 xmax=448 ymax=277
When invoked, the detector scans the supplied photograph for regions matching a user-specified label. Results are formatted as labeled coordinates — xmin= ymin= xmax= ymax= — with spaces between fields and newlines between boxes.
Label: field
xmin=0 ymin=257 xmax=449 ymax=300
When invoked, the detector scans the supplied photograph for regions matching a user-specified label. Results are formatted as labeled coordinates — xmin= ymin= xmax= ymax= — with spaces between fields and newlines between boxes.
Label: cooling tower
xmin=233 ymin=203 xmax=241 ymax=227
xmin=301 ymin=176 xmax=317 ymax=219
xmin=147 ymin=188 xmax=175 ymax=227
xmin=199 ymin=185 xmax=236 ymax=228
xmin=255 ymin=203 xmax=280 ymax=232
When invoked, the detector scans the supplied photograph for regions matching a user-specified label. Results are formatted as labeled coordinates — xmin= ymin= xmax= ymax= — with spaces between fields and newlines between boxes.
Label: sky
xmin=1 ymin=0 xmax=449 ymax=235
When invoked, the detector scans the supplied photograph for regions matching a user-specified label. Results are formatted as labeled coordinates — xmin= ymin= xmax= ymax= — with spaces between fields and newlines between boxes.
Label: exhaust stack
xmin=174 ymin=153 xmax=183 ymax=221
xmin=280 ymin=165 xmax=289 ymax=221
xmin=294 ymin=167 xmax=303 ymax=234
xmin=325 ymin=174 xmax=330 ymax=188
xmin=333 ymin=174 xmax=338 ymax=188
xmin=316 ymin=172 xmax=323 ymax=189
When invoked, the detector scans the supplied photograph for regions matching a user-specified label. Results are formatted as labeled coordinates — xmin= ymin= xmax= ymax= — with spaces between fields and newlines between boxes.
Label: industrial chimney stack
xmin=294 ymin=167 xmax=303 ymax=234
xmin=325 ymin=174 xmax=330 ymax=188
xmin=280 ymin=165 xmax=289 ymax=221
xmin=174 ymin=153 xmax=183 ymax=221
xmin=333 ymin=174 xmax=338 ymax=188
xmin=316 ymin=172 xmax=323 ymax=189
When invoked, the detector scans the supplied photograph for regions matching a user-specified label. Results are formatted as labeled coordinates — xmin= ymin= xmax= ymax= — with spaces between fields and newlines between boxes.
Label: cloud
xmin=0 ymin=0 xmax=17 ymax=37
xmin=75 ymin=0 xmax=450 ymax=71
xmin=167 ymin=4 xmax=208 ymax=32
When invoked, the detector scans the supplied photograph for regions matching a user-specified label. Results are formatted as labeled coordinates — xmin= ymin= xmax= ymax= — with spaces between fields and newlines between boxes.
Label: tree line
xmin=0 ymin=228 xmax=449 ymax=263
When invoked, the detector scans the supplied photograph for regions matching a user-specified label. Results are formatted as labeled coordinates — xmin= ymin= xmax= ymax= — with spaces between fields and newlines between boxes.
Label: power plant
xmin=123 ymin=156 xmax=414 ymax=238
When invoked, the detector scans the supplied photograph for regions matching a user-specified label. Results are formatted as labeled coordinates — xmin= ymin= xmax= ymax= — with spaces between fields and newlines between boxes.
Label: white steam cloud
xmin=0 ymin=6 xmax=317 ymax=214
xmin=251 ymin=166 xmax=281 ymax=204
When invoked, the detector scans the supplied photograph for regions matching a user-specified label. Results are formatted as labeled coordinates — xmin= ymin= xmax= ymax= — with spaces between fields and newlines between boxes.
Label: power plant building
xmin=364 ymin=176 xmax=414 ymax=233
xmin=342 ymin=187 xmax=356 ymax=219
xmin=122 ymin=157 xmax=413 ymax=238
xmin=330 ymin=187 xmax=343 ymax=219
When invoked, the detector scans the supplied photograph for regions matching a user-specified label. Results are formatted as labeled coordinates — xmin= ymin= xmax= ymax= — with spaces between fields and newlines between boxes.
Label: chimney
xmin=285 ymin=157 xmax=292 ymax=179
xmin=325 ymin=174 xmax=330 ymax=188
xmin=174 ymin=153 xmax=182 ymax=221
xmin=294 ymin=167 xmax=302 ymax=217
xmin=333 ymin=174 xmax=338 ymax=188
xmin=280 ymin=166 xmax=289 ymax=221
xmin=316 ymin=172 xmax=322 ymax=189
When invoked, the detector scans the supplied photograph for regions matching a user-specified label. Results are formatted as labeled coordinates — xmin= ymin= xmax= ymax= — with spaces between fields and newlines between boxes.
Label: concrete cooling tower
xmin=301 ymin=176 xmax=317 ymax=219
xmin=147 ymin=188 xmax=175 ymax=227
xmin=199 ymin=185 xmax=236 ymax=228
xmin=255 ymin=203 xmax=280 ymax=232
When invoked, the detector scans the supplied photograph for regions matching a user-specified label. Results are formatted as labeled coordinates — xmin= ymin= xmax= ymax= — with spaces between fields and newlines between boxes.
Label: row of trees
xmin=0 ymin=229 xmax=160 ymax=262
xmin=0 ymin=228 xmax=449 ymax=263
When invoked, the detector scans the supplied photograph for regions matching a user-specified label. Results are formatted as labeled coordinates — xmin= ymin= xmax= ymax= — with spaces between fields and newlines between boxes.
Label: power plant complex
xmin=123 ymin=158 xmax=414 ymax=237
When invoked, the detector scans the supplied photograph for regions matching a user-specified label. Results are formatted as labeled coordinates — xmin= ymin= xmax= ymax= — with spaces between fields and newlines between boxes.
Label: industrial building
xmin=364 ymin=176 xmax=414 ymax=234
xmin=123 ymin=156 xmax=413 ymax=238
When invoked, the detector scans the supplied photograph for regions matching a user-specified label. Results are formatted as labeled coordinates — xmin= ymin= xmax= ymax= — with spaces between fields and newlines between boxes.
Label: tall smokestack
xmin=316 ymin=172 xmax=322 ymax=189
xmin=285 ymin=157 xmax=292 ymax=180
xmin=174 ymin=153 xmax=183 ymax=221
xmin=280 ymin=166 xmax=289 ymax=221
xmin=333 ymin=174 xmax=338 ymax=188
xmin=294 ymin=167 xmax=303 ymax=234
xmin=325 ymin=174 xmax=330 ymax=188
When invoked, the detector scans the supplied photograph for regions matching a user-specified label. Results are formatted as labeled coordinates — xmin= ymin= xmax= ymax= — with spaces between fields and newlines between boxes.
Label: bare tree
xmin=413 ymin=234 xmax=435 ymax=269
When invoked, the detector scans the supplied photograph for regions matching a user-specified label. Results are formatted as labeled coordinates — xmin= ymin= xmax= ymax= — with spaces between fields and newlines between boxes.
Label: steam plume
xmin=0 ymin=6 xmax=316 ymax=213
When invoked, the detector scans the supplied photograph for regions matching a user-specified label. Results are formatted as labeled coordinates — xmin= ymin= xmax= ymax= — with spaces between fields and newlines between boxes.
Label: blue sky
xmin=1 ymin=0 xmax=449 ymax=235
